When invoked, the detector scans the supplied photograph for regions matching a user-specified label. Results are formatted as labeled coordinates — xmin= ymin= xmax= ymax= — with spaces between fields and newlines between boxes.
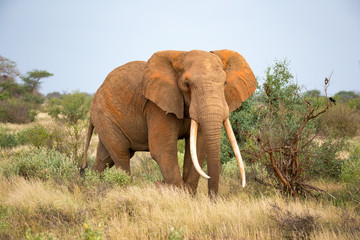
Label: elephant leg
xmin=182 ymin=130 xmax=207 ymax=195
xmin=96 ymin=131 xmax=132 ymax=175
xmin=94 ymin=138 xmax=114 ymax=172
xmin=147 ymin=111 xmax=183 ymax=187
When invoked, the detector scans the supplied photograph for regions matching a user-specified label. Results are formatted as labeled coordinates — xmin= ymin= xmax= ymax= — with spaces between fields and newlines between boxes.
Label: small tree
xmin=0 ymin=57 xmax=50 ymax=123
xmin=0 ymin=56 xmax=22 ymax=98
xmin=21 ymin=70 xmax=53 ymax=94
xmin=241 ymin=60 xmax=335 ymax=198
xmin=47 ymin=91 xmax=91 ymax=163
xmin=0 ymin=55 xmax=20 ymax=81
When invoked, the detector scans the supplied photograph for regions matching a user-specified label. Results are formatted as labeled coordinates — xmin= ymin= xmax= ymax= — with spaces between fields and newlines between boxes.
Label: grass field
xmin=1 ymin=113 xmax=359 ymax=240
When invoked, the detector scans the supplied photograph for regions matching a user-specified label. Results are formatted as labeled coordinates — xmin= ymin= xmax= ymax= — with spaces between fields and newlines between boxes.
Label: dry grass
xmin=308 ymin=179 xmax=344 ymax=194
xmin=1 ymin=113 xmax=360 ymax=239
xmin=1 ymin=176 xmax=359 ymax=240
xmin=1 ymin=112 xmax=52 ymax=133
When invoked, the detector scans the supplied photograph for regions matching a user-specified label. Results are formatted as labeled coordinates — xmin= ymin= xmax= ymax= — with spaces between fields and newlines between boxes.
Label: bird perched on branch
xmin=329 ymin=97 xmax=336 ymax=105
xmin=325 ymin=77 xmax=329 ymax=85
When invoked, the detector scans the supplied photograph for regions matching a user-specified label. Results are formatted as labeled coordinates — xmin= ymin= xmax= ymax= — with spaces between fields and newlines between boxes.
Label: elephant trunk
xmin=202 ymin=117 xmax=223 ymax=197
xmin=197 ymin=102 xmax=225 ymax=197
xmin=189 ymin=98 xmax=247 ymax=196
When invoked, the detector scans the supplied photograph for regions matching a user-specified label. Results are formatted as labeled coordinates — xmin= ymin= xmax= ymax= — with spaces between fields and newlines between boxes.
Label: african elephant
xmin=81 ymin=50 xmax=257 ymax=197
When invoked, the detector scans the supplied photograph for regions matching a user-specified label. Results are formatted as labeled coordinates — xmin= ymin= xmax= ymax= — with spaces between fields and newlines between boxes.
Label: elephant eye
xmin=182 ymin=72 xmax=191 ymax=90
xmin=179 ymin=78 xmax=191 ymax=92
xmin=224 ymin=81 xmax=228 ymax=86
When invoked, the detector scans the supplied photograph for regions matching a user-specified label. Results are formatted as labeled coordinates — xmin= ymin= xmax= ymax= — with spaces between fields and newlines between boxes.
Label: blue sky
xmin=0 ymin=0 xmax=359 ymax=96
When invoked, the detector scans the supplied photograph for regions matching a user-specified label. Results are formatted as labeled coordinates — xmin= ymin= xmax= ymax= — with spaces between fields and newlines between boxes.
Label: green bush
xmin=131 ymin=153 xmax=163 ymax=183
xmin=333 ymin=146 xmax=360 ymax=206
xmin=83 ymin=169 xmax=103 ymax=187
xmin=1 ymin=149 xmax=78 ymax=181
xmin=23 ymin=92 xmax=45 ymax=105
xmin=320 ymin=103 xmax=360 ymax=138
xmin=221 ymin=158 xmax=240 ymax=179
xmin=346 ymin=97 xmax=360 ymax=111
xmin=0 ymin=123 xmax=75 ymax=158
xmin=0 ymin=80 xmax=26 ymax=100
xmin=47 ymin=91 xmax=91 ymax=124
xmin=47 ymin=91 xmax=91 ymax=163
xmin=84 ymin=168 xmax=131 ymax=188
xmin=0 ymin=126 xmax=19 ymax=148
xmin=103 ymin=167 xmax=131 ymax=187
xmin=17 ymin=125 xmax=51 ymax=148
xmin=0 ymin=98 xmax=37 ymax=123
xmin=220 ymin=157 xmax=276 ymax=197
xmin=221 ymin=97 xmax=257 ymax=164
xmin=341 ymin=146 xmax=360 ymax=185
xmin=20 ymin=123 xmax=76 ymax=159
xmin=306 ymin=140 xmax=346 ymax=179
xmin=228 ymin=59 xmax=345 ymax=197
xmin=82 ymin=222 xmax=103 ymax=240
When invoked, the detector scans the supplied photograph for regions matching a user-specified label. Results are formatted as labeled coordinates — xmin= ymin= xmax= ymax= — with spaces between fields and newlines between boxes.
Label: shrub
xmin=0 ymin=80 xmax=26 ymax=100
xmin=6 ymin=123 xmax=76 ymax=158
xmin=221 ymin=157 xmax=276 ymax=197
xmin=221 ymin=97 xmax=257 ymax=164
xmin=17 ymin=125 xmax=51 ymax=148
xmin=221 ymin=158 xmax=240 ymax=179
xmin=220 ymin=158 xmax=243 ymax=195
xmin=1 ymin=149 xmax=78 ymax=181
xmin=47 ymin=91 xmax=91 ymax=124
xmin=320 ymin=103 xmax=360 ymax=138
xmin=341 ymin=146 xmax=360 ymax=204
xmin=84 ymin=168 xmax=131 ymax=188
xmin=81 ymin=222 xmax=103 ymax=240
xmin=102 ymin=167 xmax=131 ymax=187
xmin=0 ymin=98 xmax=37 ymax=123
xmin=238 ymin=59 xmax=337 ymax=198
xmin=131 ymin=153 xmax=163 ymax=183
xmin=306 ymin=139 xmax=345 ymax=179
xmin=0 ymin=126 xmax=19 ymax=148
xmin=341 ymin=146 xmax=360 ymax=185
xmin=346 ymin=97 xmax=360 ymax=111
xmin=83 ymin=169 xmax=103 ymax=187
xmin=22 ymin=92 xmax=45 ymax=105
xmin=47 ymin=91 xmax=91 ymax=163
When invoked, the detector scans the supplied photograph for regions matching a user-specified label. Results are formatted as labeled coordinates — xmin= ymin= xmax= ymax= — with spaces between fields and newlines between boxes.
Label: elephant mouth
xmin=190 ymin=119 xmax=246 ymax=187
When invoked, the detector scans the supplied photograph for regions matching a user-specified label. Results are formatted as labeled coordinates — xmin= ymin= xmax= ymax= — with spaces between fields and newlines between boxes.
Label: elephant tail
xmin=80 ymin=122 xmax=94 ymax=176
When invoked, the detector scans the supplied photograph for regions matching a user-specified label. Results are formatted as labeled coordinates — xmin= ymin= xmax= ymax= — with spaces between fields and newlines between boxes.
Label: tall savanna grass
xmin=1 ymin=175 xmax=359 ymax=240
xmin=1 ymin=112 xmax=359 ymax=239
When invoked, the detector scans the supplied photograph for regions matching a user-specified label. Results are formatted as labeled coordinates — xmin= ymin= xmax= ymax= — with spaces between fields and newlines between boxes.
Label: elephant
xmin=81 ymin=49 xmax=257 ymax=197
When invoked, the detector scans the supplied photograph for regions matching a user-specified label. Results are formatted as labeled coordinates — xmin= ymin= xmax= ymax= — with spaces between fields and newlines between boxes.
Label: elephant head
xmin=142 ymin=50 xmax=257 ymax=195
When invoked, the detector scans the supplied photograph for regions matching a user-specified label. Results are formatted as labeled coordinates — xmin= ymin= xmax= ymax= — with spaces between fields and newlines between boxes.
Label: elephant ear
xmin=142 ymin=50 xmax=187 ymax=119
xmin=211 ymin=50 xmax=257 ymax=112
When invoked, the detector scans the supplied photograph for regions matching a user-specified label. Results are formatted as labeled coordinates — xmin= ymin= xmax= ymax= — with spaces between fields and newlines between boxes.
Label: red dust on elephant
xmin=81 ymin=50 xmax=257 ymax=197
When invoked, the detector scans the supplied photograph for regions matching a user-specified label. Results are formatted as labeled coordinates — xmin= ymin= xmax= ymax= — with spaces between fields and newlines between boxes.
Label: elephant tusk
xmin=224 ymin=118 xmax=246 ymax=187
xmin=190 ymin=119 xmax=210 ymax=179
